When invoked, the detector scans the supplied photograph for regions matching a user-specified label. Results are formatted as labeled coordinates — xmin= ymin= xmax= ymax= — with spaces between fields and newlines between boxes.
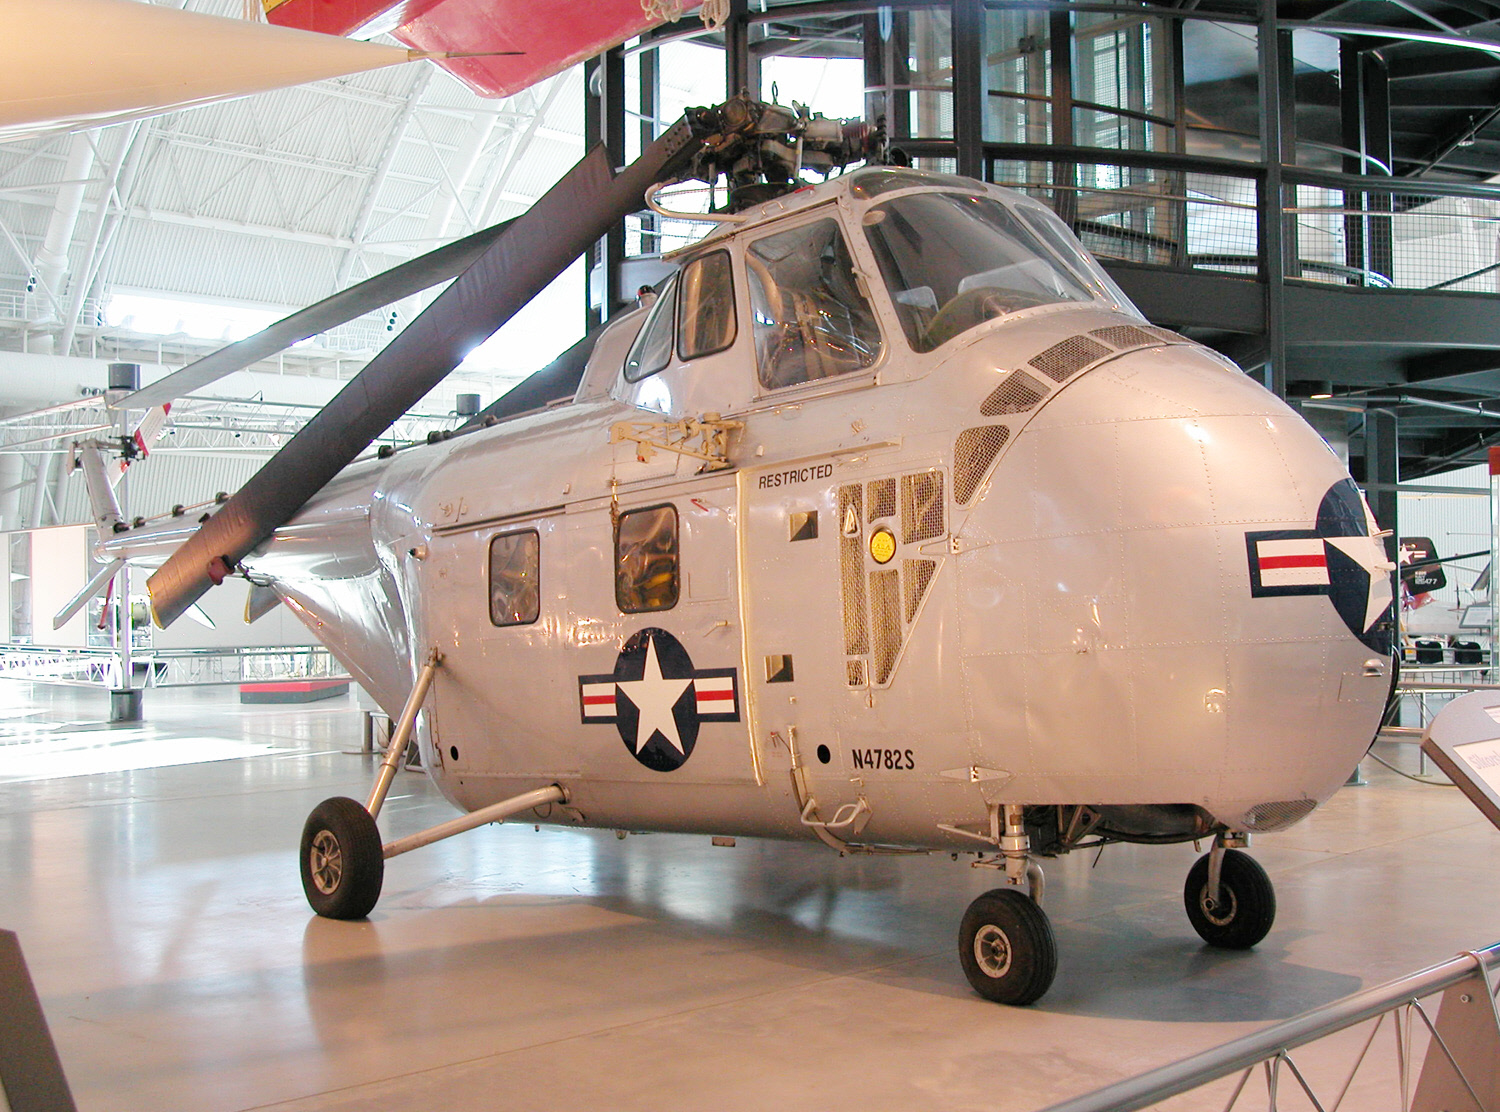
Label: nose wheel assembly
xmin=956 ymin=818 xmax=1277 ymax=1005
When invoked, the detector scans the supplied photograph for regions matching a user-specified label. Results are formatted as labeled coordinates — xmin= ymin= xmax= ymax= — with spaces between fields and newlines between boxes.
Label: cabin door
xmin=742 ymin=458 xmax=868 ymax=825
xmin=564 ymin=476 xmax=755 ymax=786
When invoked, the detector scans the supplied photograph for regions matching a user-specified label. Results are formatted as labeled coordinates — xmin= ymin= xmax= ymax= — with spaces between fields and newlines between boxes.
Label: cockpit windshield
xmin=862 ymin=192 xmax=1095 ymax=352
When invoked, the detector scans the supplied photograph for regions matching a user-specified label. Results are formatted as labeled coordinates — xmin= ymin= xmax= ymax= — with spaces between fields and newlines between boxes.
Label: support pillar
xmin=954 ymin=0 xmax=984 ymax=180
xmin=1256 ymin=1 xmax=1289 ymax=399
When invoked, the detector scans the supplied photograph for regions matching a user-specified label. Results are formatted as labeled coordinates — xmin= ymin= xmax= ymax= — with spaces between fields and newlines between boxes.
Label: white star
xmin=615 ymin=635 xmax=692 ymax=755
xmin=1398 ymin=543 xmax=1419 ymax=565
xmin=1326 ymin=535 xmax=1396 ymax=634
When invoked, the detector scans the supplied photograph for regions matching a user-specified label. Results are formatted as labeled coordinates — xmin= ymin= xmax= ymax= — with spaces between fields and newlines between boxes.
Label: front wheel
xmin=958 ymin=888 xmax=1058 ymax=1005
xmin=300 ymin=796 xmax=384 ymax=919
xmin=1184 ymin=848 xmax=1275 ymax=949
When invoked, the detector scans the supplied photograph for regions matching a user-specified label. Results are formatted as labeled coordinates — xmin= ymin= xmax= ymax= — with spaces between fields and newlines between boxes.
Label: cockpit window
xmin=623 ymin=273 xmax=678 ymax=382
xmin=745 ymin=217 xmax=881 ymax=390
xmin=677 ymin=250 xmax=737 ymax=360
xmin=1017 ymin=205 xmax=1139 ymax=314
xmin=849 ymin=166 xmax=979 ymax=199
xmin=863 ymin=193 xmax=1095 ymax=352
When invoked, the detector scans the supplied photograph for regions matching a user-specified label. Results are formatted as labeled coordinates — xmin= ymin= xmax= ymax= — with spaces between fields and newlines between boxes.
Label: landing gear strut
xmin=957 ymin=803 xmax=1057 ymax=1005
xmin=1184 ymin=835 xmax=1276 ymax=949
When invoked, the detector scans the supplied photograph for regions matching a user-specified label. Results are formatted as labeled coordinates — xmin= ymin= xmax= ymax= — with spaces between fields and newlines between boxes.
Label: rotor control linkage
xmin=366 ymin=647 xmax=443 ymax=820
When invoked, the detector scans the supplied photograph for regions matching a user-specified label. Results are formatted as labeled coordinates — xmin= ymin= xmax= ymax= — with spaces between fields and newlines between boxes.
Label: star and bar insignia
xmin=1246 ymin=478 xmax=1395 ymax=655
xmin=578 ymin=627 xmax=740 ymax=773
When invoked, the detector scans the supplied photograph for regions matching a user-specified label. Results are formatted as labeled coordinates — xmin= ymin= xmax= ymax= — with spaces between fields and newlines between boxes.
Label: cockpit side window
xmin=745 ymin=217 xmax=881 ymax=391
xmin=677 ymin=250 xmax=737 ymax=360
xmin=863 ymin=193 xmax=1094 ymax=352
xmin=623 ymin=273 xmax=679 ymax=382
xmin=1017 ymin=205 xmax=1140 ymax=315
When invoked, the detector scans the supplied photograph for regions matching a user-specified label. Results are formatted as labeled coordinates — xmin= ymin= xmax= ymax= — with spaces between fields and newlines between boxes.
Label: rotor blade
xmin=147 ymin=118 xmax=699 ymax=627
xmin=123 ymin=220 xmax=514 ymax=410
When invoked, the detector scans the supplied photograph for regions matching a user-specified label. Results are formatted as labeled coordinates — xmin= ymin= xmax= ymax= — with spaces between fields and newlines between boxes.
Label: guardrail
xmin=1039 ymin=943 xmax=1500 ymax=1112
xmin=967 ymin=144 xmax=1500 ymax=295
xmin=0 ymin=645 xmax=346 ymax=688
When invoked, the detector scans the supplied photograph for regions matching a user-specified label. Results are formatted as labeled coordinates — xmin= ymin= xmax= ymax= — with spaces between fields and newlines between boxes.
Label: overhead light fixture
xmin=1289 ymin=379 xmax=1334 ymax=400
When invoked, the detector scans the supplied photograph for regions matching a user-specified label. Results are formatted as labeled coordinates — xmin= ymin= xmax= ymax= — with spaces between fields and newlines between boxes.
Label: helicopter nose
xmin=955 ymin=341 xmax=1393 ymax=831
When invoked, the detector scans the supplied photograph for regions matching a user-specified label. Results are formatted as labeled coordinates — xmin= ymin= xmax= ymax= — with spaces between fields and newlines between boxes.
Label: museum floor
xmin=0 ymin=678 xmax=1496 ymax=1112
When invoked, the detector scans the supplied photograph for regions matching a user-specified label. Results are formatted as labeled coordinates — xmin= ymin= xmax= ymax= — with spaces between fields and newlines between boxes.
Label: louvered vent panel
xmin=870 ymin=569 xmax=902 ymax=685
xmin=1089 ymin=325 xmax=1156 ymax=350
xmin=980 ymin=371 xmax=1047 ymax=416
xmin=1145 ymin=325 xmax=1185 ymax=345
xmin=846 ymin=660 xmax=866 ymax=687
xmin=838 ymin=484 xmax=869 ymax=656
xmin=1029 ymin=335 xmax=1109 ymax=382
xmin=868 ymin=477 xmax=897 ymax=521
xmin=900 ymin=471 xmax=945 ymax=543
xmin=953 ymin=426 xmax=1010 ymax=505
xmin=903 ymin=558 xmax=936 ymax=623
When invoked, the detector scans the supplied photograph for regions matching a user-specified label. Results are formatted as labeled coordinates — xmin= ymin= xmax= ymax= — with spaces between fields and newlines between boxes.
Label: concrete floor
xmin=0 ymin=679 xmax=1497 ymax=1112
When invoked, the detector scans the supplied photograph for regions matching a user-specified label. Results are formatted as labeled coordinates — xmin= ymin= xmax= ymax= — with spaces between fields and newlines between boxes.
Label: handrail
xmin=1037 ymin=943 xmax=1500 ymax=1112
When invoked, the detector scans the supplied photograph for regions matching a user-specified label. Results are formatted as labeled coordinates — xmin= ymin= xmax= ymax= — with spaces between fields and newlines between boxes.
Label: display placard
xmin=1420 ymin=691 xmax=1500 ymax=829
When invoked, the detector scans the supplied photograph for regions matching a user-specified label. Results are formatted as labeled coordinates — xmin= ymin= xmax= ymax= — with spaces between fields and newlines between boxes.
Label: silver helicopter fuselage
xmin=243 ymin=166 xmax=1393 ymax=851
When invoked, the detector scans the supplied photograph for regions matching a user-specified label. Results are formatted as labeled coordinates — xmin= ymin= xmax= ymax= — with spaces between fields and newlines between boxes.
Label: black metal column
xmin=1049 ymin=8 xmax=1076 ymax=221
xmin=726 ymin=0 xmax=751 ymax=97
xmin=640 ymin=46 xmax=660 ymax=256
xmin=1340 ymin=39 xmax=1368 ymax=284
xmin=954 ymin=0 xmax=984 ymax=180
xmin=1365 ymin=408 xmax=1400 ymax=561
xmin=1256 ymin=0 xmax=1287 ymax=399
xmin=1364 ymin=53 xmax=1395 ymax=284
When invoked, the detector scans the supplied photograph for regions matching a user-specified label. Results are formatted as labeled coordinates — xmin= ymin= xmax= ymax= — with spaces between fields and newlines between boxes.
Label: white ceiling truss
xmin=0 ymin=1 xmax=590 ymax=531
xmin=0 ymin=9 xmax=584 ymax=383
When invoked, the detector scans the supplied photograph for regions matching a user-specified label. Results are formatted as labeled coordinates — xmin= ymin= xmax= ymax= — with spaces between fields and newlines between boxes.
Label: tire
xmin=1184 ymin=848 xmax=1275 ymax=949
xmin=957 ymin=888 xmax=1058 ymax=1006
xmin=300 ymin=796 xmax=384 ymax=920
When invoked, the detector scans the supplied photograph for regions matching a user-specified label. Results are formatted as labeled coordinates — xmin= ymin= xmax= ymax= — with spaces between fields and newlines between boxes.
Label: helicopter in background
xmin=86 ymin=96 xmax=1395 ymax=1005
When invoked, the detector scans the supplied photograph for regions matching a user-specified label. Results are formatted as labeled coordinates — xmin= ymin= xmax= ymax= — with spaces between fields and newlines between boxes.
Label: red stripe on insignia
xmin=696 ymin=691 xmax=734 ymax=702
xmin=582 ymin=694 xmax=615 ymax=706
xmin=1259 ymin=554 xmax=1327 ymax=570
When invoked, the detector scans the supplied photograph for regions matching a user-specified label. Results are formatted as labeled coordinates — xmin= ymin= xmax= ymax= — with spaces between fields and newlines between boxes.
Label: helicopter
xmin=83 ymin=95 xmax=1396 ymax=1006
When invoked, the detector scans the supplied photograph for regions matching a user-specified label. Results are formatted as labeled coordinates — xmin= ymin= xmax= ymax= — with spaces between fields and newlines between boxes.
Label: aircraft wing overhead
xmin=0 ymin=0 xmax=426 ymax=143
xmin=267 ymin=0 xmax=705 ymax=99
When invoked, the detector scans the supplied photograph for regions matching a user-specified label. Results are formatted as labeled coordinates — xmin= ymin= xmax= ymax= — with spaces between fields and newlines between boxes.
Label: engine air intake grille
xmin=1242 ymin=799 xmax=1318 ymax=832
xmin=900 ymin=471 xmax=945 ymax=543
xmin=846 ymin=659 xmax=866 ymax=687
xmin=980 ymin=372 xmax=1047 ymax=416
xmin=903 ymin=558 xmax=936 ymax=622
xmin=1090 ymin=325 xmax=1157 ymax=350
xmin=838 ymin=484 xmax=869 ymax=656
xmin=868 ymin=477 xmax=897 ymax=522
xmin=1145 ymin=325 xmax=1186 ymax=345
xmin=954 ymin=426 xmax=1010 ymax=505
xmin=1029 ymin=335 xmax=1110 ymax=382
xmin=870 ymin=569 xmax=902 ymax=685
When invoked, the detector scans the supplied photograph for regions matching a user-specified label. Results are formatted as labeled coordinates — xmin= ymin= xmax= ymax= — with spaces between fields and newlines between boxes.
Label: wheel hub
xmin=1199 ymin=884 xmax=1238 ymax=927
xmin=973 ymin=923 xmax=1013 ymax=978
xmin=309 ymin=829 xmax=343 ymax=895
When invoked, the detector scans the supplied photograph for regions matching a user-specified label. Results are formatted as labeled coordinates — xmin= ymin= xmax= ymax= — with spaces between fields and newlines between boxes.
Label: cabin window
xmin=623 ymin=273 xmax=679 ymax=382
xmin=677 ymin=250 xmax=737 ymax=360
xmin=488 ymin=530 xmax=540 ymax=626
xmin=615 ymin=504 xmax=679 ymax=613
xmin=863 ymin=192 xmax=1094 ymax=352
xmin=745 ymin=217 xmax=881 ymax=390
